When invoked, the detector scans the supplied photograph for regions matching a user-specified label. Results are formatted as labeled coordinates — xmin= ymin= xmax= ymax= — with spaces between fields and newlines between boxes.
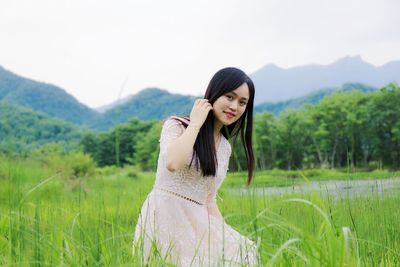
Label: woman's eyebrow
xmin=230 ymin=91 xmax=248 ymax=101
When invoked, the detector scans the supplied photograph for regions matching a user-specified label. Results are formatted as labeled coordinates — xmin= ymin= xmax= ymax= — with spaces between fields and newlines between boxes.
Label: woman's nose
xmin=229 ymin=100 xmax=238 ymax=111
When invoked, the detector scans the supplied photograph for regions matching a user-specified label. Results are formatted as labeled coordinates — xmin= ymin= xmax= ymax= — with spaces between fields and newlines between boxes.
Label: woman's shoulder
xmin=163 ymin=115 xmax=190 ymax=127
xmin=170 ymin=115 xmax=190 ymax=124
xmin=161 ymin=115 xmax=190 ymax=132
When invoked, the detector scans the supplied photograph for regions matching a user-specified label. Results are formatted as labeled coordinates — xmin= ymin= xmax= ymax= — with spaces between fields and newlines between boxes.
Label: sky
xmin=1 ymin=0 xmax=399 ymax=108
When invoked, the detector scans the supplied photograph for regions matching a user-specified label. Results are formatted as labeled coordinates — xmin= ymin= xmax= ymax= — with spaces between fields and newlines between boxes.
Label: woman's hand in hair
xmin=189 ymin=99 xmax=213 ymax=129
xmin=166 ymin=99 xmax=211 ymax=172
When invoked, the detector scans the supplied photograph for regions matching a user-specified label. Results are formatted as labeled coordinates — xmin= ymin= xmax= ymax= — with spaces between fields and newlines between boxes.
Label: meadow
xmin=1 ymin=156 xmax=400 ymax=266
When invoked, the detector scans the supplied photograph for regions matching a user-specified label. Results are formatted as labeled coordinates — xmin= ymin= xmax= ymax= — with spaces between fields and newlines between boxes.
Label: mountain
xmin=0 ymin=101 xmax=86 ymax=152
xmin=94 ymin=95 xmax=134 ymax=113
xmin=254 ymin=82 xmax=377 ymax=115
xmin=89 ymin=83 xmax=380 ymax=130
xmin=88 ymin=88 xmax=197 ymax=130
xmin=2 ymin=55 xmax=399 ymax=131
xmin=0 ymin=65 xmax=98 ymax=125
xmin=0 ymin=64 xmax=197 ymax=131
xmin=251 ymin=55 xmax=400 ymax=105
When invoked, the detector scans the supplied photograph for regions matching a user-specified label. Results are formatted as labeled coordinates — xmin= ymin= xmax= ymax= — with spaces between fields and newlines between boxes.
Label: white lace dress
xmin=133 ymin=116 xmax=257 ymax=266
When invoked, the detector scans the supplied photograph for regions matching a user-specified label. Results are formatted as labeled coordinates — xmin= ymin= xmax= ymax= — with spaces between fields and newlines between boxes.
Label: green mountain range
xmin=255 ymin=82 xmax=377 ymax=115
xmin=0 ymin=65 xmax=379 ymax=133
xmin=0 ymin=66 xmax=98 ymax=125
xmin=88 ymin=88 xmax=197 ymax=131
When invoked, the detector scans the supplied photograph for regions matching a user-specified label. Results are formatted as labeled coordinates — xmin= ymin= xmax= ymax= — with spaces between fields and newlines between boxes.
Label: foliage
xmin=2 ymin=80 xmax=400 ymax=172
xmin=79 ymin=83 xmax=400 ymax=173
xmin=132 ymin=121 xmax=162 ymax=171
xmin=27 ymin=144 xmax=96 ymax=192
xmin=81 ymin=118 xmax=155 ymax=167
xmin=0 ymin=102 xmax=86 ymax=154
xmin=252 ymin=83 xmax=400 ymax=170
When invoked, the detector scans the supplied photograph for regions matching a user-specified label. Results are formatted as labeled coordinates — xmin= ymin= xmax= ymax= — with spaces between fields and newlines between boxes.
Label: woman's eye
xmin=240 ymin=101 xmax=247 ymax=106
xmin=226 ymin=95 xmax=233 ymax=100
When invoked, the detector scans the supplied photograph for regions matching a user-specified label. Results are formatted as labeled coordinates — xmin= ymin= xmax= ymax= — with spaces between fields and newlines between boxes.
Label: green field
xmin=1 ymin=157 xmax=399 ymax=266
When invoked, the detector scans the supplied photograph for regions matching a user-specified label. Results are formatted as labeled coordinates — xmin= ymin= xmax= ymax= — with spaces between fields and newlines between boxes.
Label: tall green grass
xmin=1 ymin=157 xmax=399 ymax=265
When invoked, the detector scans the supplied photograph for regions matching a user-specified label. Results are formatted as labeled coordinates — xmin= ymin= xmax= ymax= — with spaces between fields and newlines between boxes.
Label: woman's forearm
xmin=166 ymin=123 xmax=200 ymax=172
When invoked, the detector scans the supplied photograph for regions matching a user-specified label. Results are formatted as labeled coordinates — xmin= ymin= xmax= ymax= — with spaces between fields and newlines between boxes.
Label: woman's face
xmin=212 ymin=82 xmax=250 ymax=126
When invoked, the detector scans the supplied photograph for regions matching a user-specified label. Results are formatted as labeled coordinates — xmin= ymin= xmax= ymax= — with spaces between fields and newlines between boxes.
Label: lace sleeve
xmin=159 ymin=118 xmax=185 ymax=156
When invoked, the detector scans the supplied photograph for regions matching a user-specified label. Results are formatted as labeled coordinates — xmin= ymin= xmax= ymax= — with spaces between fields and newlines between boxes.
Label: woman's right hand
xmin=189 ymin=99 xmax=213 ymax=128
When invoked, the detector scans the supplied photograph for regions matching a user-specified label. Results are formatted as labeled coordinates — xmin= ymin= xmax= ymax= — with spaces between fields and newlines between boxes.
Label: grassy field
xmin=1 ymin=157 xmax=400 ymax=266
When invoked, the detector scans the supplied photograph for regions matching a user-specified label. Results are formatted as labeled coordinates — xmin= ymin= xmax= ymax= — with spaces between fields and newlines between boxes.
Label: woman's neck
xmin=213 ymin=120 xmax=223 ymax=135
xmin=213 ymin=120 xmax=223 ymax=147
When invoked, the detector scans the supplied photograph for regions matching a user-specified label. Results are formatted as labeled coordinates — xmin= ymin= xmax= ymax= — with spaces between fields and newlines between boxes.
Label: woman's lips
xmin=224 ymin=112 xmax=235 ymax=119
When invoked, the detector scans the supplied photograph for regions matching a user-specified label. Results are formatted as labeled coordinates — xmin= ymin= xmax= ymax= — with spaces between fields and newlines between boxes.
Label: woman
xmin=133 ymin=67 xmax=257 ymax=266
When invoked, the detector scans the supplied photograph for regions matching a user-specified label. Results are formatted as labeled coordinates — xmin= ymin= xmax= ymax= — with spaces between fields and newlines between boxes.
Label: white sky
xmin=1 ymin=0 xmax=399 ymax=108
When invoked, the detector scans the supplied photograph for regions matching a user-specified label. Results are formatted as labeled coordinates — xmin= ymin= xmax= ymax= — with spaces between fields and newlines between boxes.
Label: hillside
xmin=94 ymin=95 xmax=134 ymax=113
xmin=0 ymin=65 xmax=98 ymax=125
xmin=251 ymin=55 xmax=400 ymax=104
xmin=88 ymin=88 xmax=196 ymax=130
xmin=1 ymin=58 xmax=397 ymax=131
xmin=0 ymin=101 xmax=87 ymax=153
xmin=89 ymin=83 xmax=380 ymax=129
xmin=255 ymin=82 xmax=377 ymax=115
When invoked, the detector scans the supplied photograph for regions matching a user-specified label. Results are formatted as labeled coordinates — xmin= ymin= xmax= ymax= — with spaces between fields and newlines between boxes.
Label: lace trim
xmin=154 ymin=187 xmax=204 ymax=206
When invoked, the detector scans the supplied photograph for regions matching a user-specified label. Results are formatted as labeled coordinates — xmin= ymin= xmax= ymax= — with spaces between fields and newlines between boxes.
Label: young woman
xmin=133 ymin=67 xmax=257 ymax=266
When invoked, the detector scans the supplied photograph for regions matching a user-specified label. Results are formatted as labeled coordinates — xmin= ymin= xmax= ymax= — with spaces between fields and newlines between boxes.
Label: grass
xmin=1 ymin=157 xmax=400 ymax=266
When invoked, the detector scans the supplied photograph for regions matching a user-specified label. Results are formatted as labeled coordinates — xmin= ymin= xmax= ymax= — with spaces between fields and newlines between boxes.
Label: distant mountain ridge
xmin=88 ymin=88 xmax=197 ymax=130
xmin=251 ymin=55 xmax=400 ymax=104
xmin=0 ymin=65 xmax=98 ymax=125
xmin=94 ymin=95 xmax=134 ymax=113
xmin=1 ymin=56 xmax=399 ymax=131
xmin=255 ymin=82 xmax=377 ymax=115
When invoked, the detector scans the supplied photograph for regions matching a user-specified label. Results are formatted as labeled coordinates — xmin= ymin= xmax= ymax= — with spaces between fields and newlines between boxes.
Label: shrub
xmin=65 ymin=152 xmax=96 ymax=178
xmin=127 ymin=165 xmax=141 ymax=179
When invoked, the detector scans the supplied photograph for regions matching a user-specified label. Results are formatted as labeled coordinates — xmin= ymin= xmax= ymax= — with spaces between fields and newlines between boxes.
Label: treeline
xmin=3 ymin=81 xmax=399 ymax=171
xmin=249 ymin=83 xmax=400 ymax=170
xmin=80 ymin=83 xmax=400 ymax=171
xmin=81 ymin=118 xmax=160 ymax=170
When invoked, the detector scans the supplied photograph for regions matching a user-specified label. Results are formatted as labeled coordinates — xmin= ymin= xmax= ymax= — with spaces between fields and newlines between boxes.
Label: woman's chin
xmin=223 ymin=118 xmax=236 ymax=126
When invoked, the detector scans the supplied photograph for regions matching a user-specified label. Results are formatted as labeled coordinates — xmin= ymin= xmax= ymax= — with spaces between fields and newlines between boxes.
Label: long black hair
xmin=174 ymin=67 xmax=255 ymax=186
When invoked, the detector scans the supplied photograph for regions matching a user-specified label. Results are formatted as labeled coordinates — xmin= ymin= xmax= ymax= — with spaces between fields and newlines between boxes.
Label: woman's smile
xmin=224 ymin=111 xmax=236 ymax=119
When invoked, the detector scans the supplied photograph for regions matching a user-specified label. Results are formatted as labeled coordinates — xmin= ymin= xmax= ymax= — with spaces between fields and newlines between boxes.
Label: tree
xmin=253 ymin=113 xmax=276 ymax=170
xmin=133 ymin=122 xmax=162 ymax=171
xmin=274 ymin=109 xmax=308 ymax=170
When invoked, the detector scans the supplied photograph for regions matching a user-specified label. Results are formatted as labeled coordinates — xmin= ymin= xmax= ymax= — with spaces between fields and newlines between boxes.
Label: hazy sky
xmin=1 ymin=0 xmax=399 ymax=108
